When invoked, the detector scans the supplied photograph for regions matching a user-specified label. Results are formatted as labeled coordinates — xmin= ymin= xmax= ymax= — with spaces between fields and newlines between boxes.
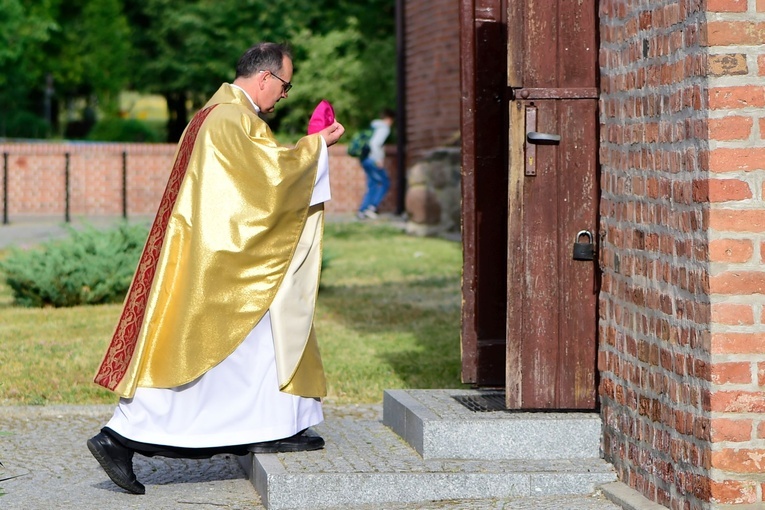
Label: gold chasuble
xmin=94 ymin=84 xmax=327 ymax=399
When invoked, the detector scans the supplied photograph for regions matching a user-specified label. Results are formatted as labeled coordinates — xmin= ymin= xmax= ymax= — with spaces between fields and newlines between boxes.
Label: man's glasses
xmin=268 ymin=71 xmax=292 ymax=94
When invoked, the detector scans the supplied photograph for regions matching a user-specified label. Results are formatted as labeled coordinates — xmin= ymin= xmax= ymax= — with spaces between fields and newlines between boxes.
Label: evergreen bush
xmin=1 ymin=222 xmax=333 ymax=308
xmin=0 ymin=223 xmax=149 ymax=308
xmin=86 ymin=118 xmax=161 ymax=142
xmin=2 ymin=111 xmax=51 ymax=139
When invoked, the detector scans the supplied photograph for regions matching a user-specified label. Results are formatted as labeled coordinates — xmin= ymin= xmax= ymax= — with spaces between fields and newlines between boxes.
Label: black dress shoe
xmin=248 ymin=429 xmax=325 ymax=454
xmin=87 ymin=430 xmax=145 ymax=495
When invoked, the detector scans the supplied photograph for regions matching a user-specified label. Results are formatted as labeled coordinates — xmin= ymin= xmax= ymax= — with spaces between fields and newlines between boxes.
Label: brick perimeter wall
xmin=0 ymin=143 xmax=398 ymax=221
xmin=599 ymin=0 xmax=765 ymax=508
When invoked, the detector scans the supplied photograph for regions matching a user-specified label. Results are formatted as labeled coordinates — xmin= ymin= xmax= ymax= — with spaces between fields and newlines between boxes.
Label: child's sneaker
xmin=363 ymin=207 xmax=378 ymax=219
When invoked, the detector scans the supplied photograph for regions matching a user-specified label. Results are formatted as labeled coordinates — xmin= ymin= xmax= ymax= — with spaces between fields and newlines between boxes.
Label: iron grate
xmin=452 ymin=391 xmax=508 ymax=412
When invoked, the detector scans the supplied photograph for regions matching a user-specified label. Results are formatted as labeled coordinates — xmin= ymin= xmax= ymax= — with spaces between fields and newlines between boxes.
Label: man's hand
xmin=319 ymin=121 xmax=345 ymax=147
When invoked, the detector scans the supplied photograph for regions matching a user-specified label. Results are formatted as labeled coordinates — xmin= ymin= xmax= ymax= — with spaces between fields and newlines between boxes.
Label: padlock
xmin=572 ymin=230 xmax=595 ymax=261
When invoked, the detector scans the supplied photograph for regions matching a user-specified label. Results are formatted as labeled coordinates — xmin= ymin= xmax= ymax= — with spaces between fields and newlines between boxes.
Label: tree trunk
xmin=165 ymin=92 xmax=188 ymax=143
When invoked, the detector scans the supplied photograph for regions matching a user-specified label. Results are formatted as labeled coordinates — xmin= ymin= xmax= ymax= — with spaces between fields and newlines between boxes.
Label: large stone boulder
xmin=404 ymin=147 xmax=461 ymax=237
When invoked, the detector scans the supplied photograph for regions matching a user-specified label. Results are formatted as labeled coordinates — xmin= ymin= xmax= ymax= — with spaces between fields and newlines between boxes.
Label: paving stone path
xmin=0 ymin=404 xmax=623 ymax=510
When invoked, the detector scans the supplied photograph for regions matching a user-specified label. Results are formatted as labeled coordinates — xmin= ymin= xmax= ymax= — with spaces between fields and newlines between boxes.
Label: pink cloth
xmin=307 ymin=100 xmax=335 ymax=134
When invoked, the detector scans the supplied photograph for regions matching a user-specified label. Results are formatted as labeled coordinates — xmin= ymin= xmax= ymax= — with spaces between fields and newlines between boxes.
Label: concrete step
xmin=383 ymin=389 xmax=604 ymax=460
xmin=241 ymin=401 xmax=616 ymax=510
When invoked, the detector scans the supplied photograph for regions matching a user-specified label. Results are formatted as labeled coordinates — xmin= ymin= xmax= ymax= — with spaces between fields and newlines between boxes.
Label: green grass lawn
xmin=0 ymin=220 xmax=468 ymax=406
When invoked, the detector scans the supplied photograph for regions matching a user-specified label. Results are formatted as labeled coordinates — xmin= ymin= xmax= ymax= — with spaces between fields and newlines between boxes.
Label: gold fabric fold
xmin=94 ymin=84 xmax=326 ymax=399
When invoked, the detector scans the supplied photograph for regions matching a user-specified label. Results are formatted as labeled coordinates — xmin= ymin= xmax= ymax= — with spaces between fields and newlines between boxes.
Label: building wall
xmin=0 ymin=143 xmax=398 ymax=221
xmin=599 ymin=0 xmax=765 ymax=508
xmin=404 ymin=0 xmax=461 ymax=166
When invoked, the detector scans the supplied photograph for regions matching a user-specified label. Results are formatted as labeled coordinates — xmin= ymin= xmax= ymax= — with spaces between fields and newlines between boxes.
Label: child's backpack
xmin=347 ymin=127 xmax=373 ymax=159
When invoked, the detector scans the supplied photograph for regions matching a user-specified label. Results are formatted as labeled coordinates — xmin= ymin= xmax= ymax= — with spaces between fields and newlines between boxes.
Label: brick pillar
xmin=599 ymin=0 xmax=765 ymax=508
xmin=404 ymin=0 xmax=461 ymax=166
xmin=706 ymin=0 xmax=765 ymax=506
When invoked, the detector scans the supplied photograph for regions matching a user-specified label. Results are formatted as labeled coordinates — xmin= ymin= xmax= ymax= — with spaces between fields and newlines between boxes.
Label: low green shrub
xmin=1 ymin=222 xmax=335 ymax=308
xmin=1 ymin=111 xmax=50 ymax=139
xmin=86 ymin=118 xmax=161 ymax=142
xmin=0 ymin=223 xmax=148 ymax=308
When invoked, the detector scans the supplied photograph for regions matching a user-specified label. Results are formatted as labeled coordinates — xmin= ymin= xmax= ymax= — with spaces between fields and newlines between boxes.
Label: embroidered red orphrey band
xmin=94 ymin=105 xmax=218 ymax=391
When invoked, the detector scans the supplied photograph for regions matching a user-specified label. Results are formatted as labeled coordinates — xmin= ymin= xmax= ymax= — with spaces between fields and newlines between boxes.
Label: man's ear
xmin=256 ymin=72 xmax=267 ymax=90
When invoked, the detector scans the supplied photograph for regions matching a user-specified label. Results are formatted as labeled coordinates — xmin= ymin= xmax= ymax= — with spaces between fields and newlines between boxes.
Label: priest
xmin=86 ymin=42 xmax=344 ymax=495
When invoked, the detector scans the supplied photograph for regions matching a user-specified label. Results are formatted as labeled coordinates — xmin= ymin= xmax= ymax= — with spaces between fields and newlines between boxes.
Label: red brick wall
xmin=404 ymin=0 xmax=461 ymax=166
xmin=599 ymin=0 xmax=765 ymax=508
xmin=0 ymin=143 xmax=398 ymax=221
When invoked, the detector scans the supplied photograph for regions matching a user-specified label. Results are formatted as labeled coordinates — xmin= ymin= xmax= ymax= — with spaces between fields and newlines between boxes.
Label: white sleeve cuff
xmin=309 ymin=137 xmax=331 ymax=206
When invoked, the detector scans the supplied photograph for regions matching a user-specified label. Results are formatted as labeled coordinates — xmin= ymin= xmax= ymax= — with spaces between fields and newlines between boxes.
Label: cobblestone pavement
xmin=0 ymin=404 xmax=258 ymax=510
xmin=0 ymin=216 xmax=148 ymax=250
xmin=0 ymin=213 xmax=395 ymax=250
xmin=0 ymin=404 xmax=623 ymax=510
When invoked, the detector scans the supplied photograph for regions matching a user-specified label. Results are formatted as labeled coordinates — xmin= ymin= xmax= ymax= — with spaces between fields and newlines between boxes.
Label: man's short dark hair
xmin=235 ymin=42 xmax=292 ymax=79
xmin=381 ymin=108 xmax=395 ymax=120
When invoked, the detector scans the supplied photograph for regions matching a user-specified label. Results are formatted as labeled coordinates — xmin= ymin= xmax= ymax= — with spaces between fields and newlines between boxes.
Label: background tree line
xmin=0 ymin=0 xmax=395 ymax=142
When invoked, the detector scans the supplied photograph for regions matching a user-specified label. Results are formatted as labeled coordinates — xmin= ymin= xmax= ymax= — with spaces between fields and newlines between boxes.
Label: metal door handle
xmin=526 ymin=132 xmax=561 ymax=144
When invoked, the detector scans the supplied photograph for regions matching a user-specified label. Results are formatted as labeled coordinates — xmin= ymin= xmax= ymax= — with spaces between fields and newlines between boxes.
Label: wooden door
xmin=505 ymin=0 xmax=600 ymax=409
xmin=459 ymin=0 xmax=599 ymax=407
xmin=459 ymin=0 xmax=509 ymax=386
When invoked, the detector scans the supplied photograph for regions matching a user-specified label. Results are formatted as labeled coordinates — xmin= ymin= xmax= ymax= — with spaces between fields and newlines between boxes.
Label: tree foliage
xmin=125 ymin=0 xmax=396 ymax=140
xmin=279 ymin=21 xmax=396 ymax=136
xmin=0 ymin=0 xmax=396 ymax=141
xmin=0 ymin=0 xmax=56 ymax=136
